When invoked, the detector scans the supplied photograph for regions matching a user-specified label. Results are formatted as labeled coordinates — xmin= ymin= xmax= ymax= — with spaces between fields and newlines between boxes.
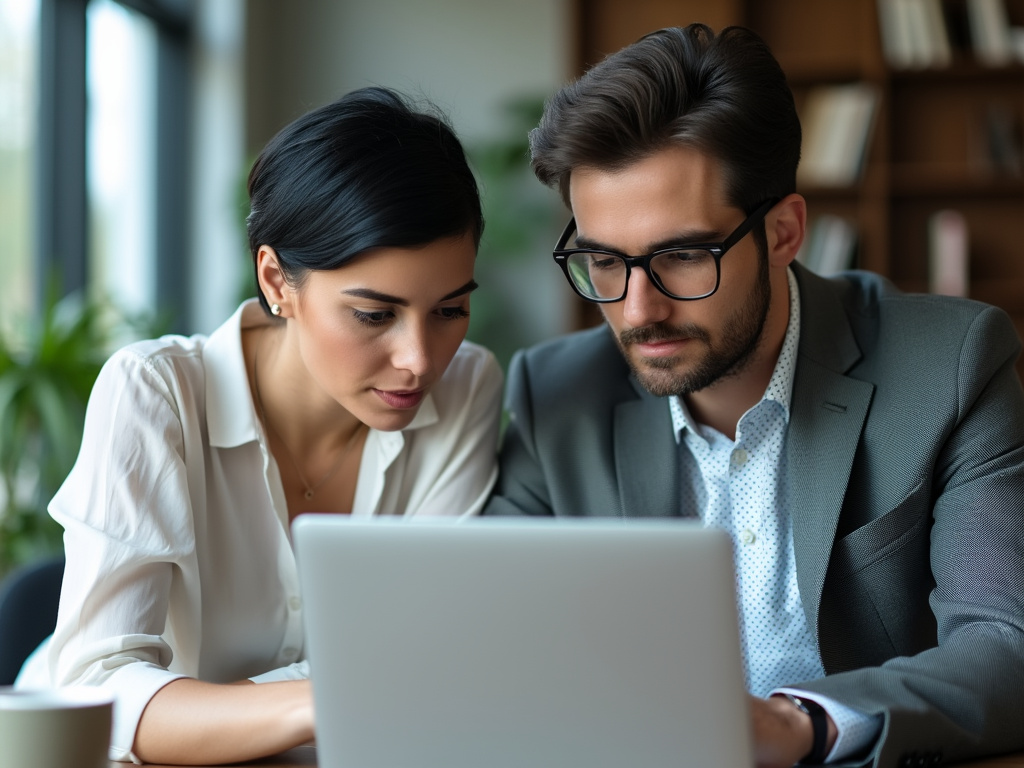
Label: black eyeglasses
xmin=552 ymin=198 xmax=777 ymax=303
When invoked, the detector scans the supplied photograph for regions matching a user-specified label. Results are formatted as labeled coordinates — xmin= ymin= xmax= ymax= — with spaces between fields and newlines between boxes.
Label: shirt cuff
xmin=773 ymin=687 xmax=884 ymax=763
xmin=249 ymin=659 xmax=310 ymax=683
xmin=100 ymin=664 xmax=188 ymax=763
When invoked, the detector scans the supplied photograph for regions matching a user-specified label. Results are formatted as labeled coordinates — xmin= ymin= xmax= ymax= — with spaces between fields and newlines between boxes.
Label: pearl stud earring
xmin=270 ymin=303 xmax=282 ymax=316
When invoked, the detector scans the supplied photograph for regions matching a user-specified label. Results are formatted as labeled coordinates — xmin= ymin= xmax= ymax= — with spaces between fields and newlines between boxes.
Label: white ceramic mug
xmin=0 ymin=686 xmax=113 ymax=768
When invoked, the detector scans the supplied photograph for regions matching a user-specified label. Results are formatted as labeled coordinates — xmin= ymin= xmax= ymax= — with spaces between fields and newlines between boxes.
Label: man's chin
xmin=630 ymin=348 xmax=737 ymax=397
xmin=630 ymin=356 xmax=691 ymax=397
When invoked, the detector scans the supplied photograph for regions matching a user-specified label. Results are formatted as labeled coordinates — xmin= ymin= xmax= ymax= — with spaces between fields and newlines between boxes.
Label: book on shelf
xmin=928 ymin=209 xmax=969 ymax=297
xmin=796 ymin=215 xmax=858 ymax=277
xmin=877 ymin=0 xmax=952 ymax=68
xmin=985 ymin=103 xmax=1024 ymax=177
xmin=966 ymin=0 xmax=1015 ymax=65
xmin=968 ymin=103 xmax=1024 ymax=176
xmin=797 ymin=83 xmax=880 ymax=188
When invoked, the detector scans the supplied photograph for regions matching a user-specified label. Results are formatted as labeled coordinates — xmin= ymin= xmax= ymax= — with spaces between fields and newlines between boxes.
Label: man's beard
xmin=615 ymin=253 xmax=772 ymax=397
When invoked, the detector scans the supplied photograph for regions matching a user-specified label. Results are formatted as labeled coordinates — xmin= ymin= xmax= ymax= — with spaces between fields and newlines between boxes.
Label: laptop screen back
xmin=293 ymin=516 xmax=753 ymax=768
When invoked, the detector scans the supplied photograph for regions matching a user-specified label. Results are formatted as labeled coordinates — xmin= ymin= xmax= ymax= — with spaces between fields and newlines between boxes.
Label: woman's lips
xmin=373 ymin=388 xmax=425 ymax=409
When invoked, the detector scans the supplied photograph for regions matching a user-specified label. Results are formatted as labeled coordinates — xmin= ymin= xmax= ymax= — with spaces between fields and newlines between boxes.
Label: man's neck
xmin=684 ymin=270 xmax=792 ymax=441
xmin=683 ymin=355 xmax=776 ymax=441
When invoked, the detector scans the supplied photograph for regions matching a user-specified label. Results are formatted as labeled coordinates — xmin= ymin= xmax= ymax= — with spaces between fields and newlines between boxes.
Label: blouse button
xmin=732 ymin=448 xmax=749 ymax=467
xmin=739 ymin=528 xmax=756 ymax=546
xmin=288 ymin=596 xmax=302 ymax=611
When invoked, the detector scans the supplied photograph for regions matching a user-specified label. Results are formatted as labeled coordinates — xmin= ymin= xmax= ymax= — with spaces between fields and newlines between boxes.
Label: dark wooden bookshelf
xmin=573 ymin=0 xmax=1024 ymax=379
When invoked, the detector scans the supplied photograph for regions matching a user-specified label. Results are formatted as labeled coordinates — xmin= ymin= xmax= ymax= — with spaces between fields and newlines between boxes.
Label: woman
xmin=17 ymin=87 xmax=502 ymax=764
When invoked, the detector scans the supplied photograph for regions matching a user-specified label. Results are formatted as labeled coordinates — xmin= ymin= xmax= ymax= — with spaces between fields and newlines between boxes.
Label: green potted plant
xmin=0 ymin=290 xmax=154 ymax=575
xmin=465 ymin=96 xmax=564 ymax=372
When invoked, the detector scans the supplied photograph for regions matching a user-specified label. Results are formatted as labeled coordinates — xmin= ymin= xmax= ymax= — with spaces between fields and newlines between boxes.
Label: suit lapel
xmin=614 ymin=388 xmax=683 ymax=518
xmin=787 ymin=265 xmax=874 ymax=637
xmin=787 ymin=359 xmax=873 ymax=636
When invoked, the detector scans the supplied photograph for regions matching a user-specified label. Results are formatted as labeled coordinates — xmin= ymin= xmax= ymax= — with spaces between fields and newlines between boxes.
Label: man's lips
xmin=373 ymin=388 xmax=425 ymax=409
xmin=632 ymin=337 xmax=693 ymax=358
xmin=620 ymin=323 xmax=709 ymax=360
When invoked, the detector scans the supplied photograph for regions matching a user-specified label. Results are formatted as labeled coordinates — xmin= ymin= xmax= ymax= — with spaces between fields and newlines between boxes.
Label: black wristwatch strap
xmin=784 ymin=694 xmax=828 ymax=765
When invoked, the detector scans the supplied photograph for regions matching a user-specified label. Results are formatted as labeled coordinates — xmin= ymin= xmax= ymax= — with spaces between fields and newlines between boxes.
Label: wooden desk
xmin=964 ymin=757 xmax=1024 ymax=768
xmin=120 ymin=744 xmax=317 ymax=767
xmin=122 ymin=748 xmax=1024 ymax=767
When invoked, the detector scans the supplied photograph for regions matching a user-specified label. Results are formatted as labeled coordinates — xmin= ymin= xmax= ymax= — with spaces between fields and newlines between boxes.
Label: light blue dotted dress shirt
xmin=669 ymin=269 xmax=882 ymax=762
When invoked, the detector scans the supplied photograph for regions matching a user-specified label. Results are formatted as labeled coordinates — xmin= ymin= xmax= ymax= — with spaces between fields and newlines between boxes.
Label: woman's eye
xmin=353 ymin=309 xmax=392 ymax=327
xmin=438 ymin=306 xmax=470 ymax=321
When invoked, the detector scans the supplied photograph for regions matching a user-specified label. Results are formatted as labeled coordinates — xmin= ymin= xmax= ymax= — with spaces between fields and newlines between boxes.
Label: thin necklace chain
xmin=252 ymin=338 xmax=365 ymax=501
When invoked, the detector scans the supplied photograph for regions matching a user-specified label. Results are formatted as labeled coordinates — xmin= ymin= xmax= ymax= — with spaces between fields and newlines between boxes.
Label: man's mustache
xmin=619 ymin=322 xmax=710 ymax=347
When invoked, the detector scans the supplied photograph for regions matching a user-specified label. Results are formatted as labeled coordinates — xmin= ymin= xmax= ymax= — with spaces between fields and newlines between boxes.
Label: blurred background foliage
xmin=465 ymin=95 xmax=565 ymax=372
xmin=0 ymin=288 xmax=161 ymax=575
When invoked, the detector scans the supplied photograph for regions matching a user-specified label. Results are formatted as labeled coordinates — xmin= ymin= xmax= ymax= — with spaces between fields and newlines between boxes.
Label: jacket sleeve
xmin=482 ymin=349 xmax=556 ymax=517
xmin=798 ymin=305 xmax=1024 ymax=768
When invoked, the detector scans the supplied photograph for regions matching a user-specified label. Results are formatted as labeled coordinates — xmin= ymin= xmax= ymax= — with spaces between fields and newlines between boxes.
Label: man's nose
xmin=621 ymin=268 xmax=673 ymax=327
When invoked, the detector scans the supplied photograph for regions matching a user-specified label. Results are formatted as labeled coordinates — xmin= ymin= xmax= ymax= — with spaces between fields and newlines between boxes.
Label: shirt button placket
xmin=732 ymin=447 xmax=749 ymax=468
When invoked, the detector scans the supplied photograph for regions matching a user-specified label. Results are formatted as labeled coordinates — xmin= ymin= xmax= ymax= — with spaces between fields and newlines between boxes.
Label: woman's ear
xmin=256 ymin=245 xmax=291 ymax=316
xmin=766 ymin=194 xmax=806 ymax=268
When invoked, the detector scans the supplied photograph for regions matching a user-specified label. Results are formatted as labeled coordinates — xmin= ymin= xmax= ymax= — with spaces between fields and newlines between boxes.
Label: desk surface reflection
xmin=123 ymin=746 xmax=1024 ymax=768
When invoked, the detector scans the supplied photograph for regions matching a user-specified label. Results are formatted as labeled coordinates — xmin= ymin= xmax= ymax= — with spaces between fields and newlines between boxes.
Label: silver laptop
xmin=292 ymin=515 xmax=753 ymax=768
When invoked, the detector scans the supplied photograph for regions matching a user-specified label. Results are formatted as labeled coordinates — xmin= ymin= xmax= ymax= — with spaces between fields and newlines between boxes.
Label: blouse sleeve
xmin=401 ymin=342 xmax=504 ymax=518
xmin=45 ymin=345 xmax=198 ymax=761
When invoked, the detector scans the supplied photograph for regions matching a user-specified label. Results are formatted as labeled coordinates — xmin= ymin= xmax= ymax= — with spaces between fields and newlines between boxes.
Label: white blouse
xmin=16 ymin=300 xmax=503 ymax=762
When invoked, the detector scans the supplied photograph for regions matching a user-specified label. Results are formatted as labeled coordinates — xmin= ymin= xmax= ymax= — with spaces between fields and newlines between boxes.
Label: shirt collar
xmin=204 ymin=300 xmax=269 ymax=448
xmin=670 ymin=266 xmax=802 ymax=442
xmin=204 ymin=299 xmax=440 ymax=449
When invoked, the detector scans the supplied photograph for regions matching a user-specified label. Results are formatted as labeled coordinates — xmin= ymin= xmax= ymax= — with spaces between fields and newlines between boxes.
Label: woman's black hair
xmin=246 ymin=86 xmax=484 ymax=314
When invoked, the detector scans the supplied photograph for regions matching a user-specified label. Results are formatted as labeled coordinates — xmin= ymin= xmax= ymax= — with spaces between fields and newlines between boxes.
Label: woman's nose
xmin=392 ymin=324 xmax=433 ymax=378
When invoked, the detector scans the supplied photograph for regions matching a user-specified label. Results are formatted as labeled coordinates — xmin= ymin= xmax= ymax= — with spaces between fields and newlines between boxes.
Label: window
xmin=0 ymin=0 xmax=38 ymax=336
xmin=86 ymin=0 xmax=158 ymax=319
xmin=27 ymin=0 xmax=193 ymax=334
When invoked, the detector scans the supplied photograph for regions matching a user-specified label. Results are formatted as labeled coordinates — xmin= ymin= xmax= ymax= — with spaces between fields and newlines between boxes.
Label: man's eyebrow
xmin=574 ymin=230 xmax=724 ymax=254
xmin=343 ymin=280 xmax=478 ymax=306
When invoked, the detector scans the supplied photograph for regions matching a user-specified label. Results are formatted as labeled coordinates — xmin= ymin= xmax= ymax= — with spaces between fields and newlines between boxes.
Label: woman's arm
xmin=133 ymin=678 xmax=314 ymax=765
xmin=49 ymin=340 xmax=309 ymax=763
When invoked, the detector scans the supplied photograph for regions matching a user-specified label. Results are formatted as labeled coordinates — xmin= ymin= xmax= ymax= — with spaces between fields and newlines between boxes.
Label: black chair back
xmin=0 ymin=556 xmax=65 ymax=685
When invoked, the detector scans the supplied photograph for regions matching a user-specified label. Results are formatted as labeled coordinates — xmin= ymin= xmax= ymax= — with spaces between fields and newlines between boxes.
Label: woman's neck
xmin=246 ymin=325 xmax=365 ymax=458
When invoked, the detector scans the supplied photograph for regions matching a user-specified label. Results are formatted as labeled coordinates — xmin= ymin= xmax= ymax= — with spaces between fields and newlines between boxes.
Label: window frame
xmin=35 ymin=0 xmax=193 ymax=330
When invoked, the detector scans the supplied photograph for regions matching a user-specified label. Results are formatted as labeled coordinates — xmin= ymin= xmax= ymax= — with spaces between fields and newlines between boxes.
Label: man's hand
xmin=750 ymin=694 xmax=838 ymax=768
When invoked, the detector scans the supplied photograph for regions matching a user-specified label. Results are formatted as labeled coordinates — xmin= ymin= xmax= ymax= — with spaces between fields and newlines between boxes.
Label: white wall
xmin=190 ymin=0 xmax=247 ymax=335
xmin=247 ymin=0 xmax=571 ymax=145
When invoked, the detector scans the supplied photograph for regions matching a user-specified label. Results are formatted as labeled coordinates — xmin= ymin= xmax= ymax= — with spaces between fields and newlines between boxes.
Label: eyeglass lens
xmin=566 ymin=249 xmax=718 ymax=300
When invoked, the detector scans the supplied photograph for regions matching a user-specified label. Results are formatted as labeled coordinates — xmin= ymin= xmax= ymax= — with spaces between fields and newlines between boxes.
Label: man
xmin=482 ymin=23 xmax=1024 ymax=768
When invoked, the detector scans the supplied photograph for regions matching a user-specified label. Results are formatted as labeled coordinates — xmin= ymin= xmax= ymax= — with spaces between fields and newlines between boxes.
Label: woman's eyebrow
xmin=440 ymin=280 xmax=478 ymax=301
xmin=343 ymin=280 xmax=478 ymax=306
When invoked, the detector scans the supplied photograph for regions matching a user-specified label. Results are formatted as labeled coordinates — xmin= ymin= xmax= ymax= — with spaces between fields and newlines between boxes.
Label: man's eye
xmin=660 ymin=249 xmax=710 ymax=266
xmin=589 ymin=255 xmax=623 ymax=271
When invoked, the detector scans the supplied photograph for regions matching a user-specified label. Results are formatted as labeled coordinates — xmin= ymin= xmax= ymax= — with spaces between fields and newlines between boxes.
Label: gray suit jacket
xmin=483 ymin=265 xmax=1024 ymax=767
